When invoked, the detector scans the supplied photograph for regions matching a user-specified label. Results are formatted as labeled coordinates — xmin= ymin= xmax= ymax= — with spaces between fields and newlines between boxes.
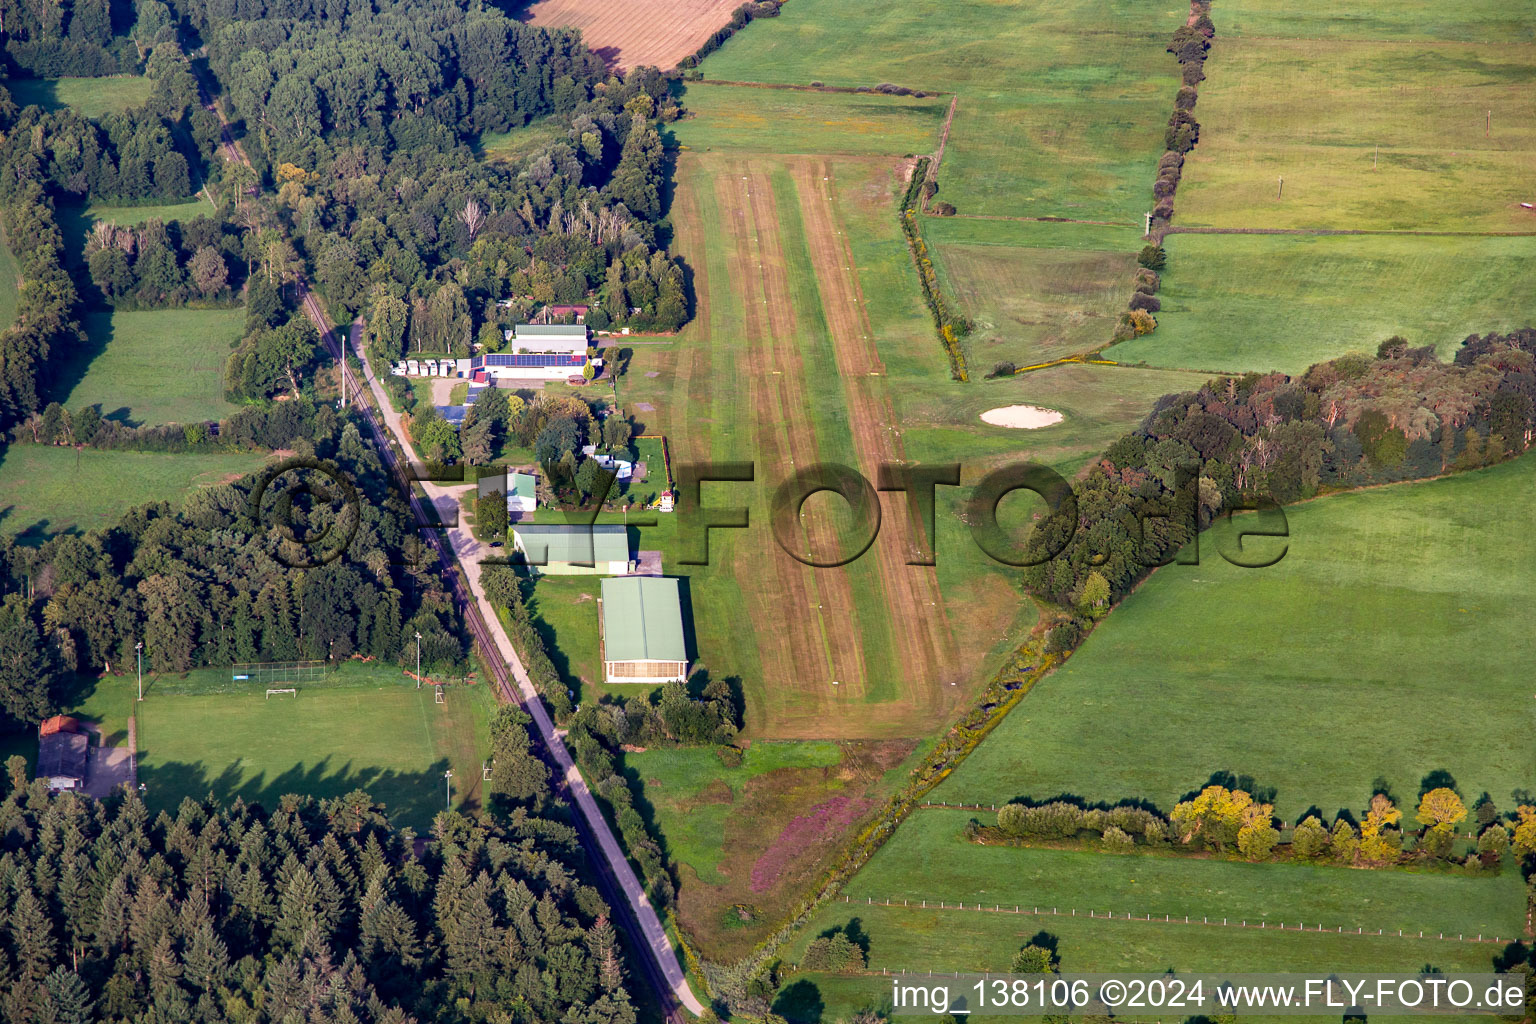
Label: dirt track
xmin=789 ymin=156 xmax=961 ymax=710
xmin=522 ymin=0 xmax=744 ymax=71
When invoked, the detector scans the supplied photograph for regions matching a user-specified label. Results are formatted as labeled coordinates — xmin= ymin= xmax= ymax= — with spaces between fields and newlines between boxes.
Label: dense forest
xmin=0 ymin=404 xmax=465 ymax=728
xmin=1025 ymin=332 xmax=1536 ymax=650
xmin=0 ymin=703 xmax=642 ymax=1024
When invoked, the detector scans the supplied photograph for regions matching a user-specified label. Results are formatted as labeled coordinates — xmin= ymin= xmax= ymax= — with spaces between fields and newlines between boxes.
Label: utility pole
xmin=415 ymin=631 xmax=423 ymax=688
xmin=1277 ymin=176 xmax=1284 ymax=199
xmin=136 ymin=642 xmax=143 ymax=702
xmin=444 ymin=769 xmax=453 ymax=810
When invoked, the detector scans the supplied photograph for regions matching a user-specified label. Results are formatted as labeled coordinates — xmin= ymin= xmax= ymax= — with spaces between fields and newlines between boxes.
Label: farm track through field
xmin=790 ymin=156 xmax=960 ymax=714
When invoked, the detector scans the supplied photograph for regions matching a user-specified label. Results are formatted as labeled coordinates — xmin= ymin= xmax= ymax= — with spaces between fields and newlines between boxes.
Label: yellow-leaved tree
xmin=1358 ymin=793 xmax=1403 ymax=864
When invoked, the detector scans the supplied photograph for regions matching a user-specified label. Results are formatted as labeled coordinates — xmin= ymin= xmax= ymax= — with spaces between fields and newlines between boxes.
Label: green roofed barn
xmin=601 ymin=576 xmax=688 ymax=684
xmin=513 ymin=524 xmax=631 ymax=574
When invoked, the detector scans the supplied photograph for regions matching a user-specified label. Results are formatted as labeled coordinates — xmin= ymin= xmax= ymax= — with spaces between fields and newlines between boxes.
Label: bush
xmin=1153 ymin=197 xmax=1175 ymax=220
xmin=998 ymin=803 xmax=1028 ymax=836
xmin=1132 ymin=268 xmax=1160 ymax=294
xmin=1158 ymin=150 xmax=1185 ymax=173
xmin=1182 ymin=62 xmax=1206 ymax=87
xmin=1128 ymin=292 xmax=1161 ymax=313
xmin=1290 ymin=816 xmax=1331 ymax=859
xmin=987 ymin=361 xmax=1017 ymax=378
xmin=1045 ymin=621 xmax=1081 ymax=653
xmin=1101 ymin=825 xmax=1135 ymax=854
xmin=716 ymin=745 xmax=745 ymax=768
xmin=1174 ymin=85 xmax=1199 ymax=110
xmin=1137 ymin=244 xmax=1167 ymax=270
xmin=1153 ymin=177 xmax=1178 ymax=200
xmin=810 ymin=81 xmax=823 ymax=87
xmin=933 ymin=201 xmax=957 ymax=216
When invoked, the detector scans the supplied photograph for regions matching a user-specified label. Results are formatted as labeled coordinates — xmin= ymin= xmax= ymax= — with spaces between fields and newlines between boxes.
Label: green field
xmin=1109 ymin=232 xmax=1536 ymax=373
xmin=1176 ymin=38 xmax=1536 ymax=233
xmin=937 ymin=454 xmax=1536 ymax=821
xmin=57 ymin=197 xmax=216 ymax=266
xmin=698 ymin=0 xmax=1180 ymax=221
xmin=0 ymin=225 xmax=18 ymax=329
xmin=523 ymin=574 xmax=605 ymax=693
xmin=838 ymin=811 xmax=1524 ymax=939
xmin=75 ymin=665 xmax=494 ymax=832
xmin=672 ymin=84 xmax=948 ymax=157
xmin=58 ymin=308 xmax=245 ymax=425
xmin=926 ymin=217 xmax=1140 ymax=367
xmin=781 ymin=912 xmax=1508 ymax=1024
xmin=7 ymin=76 xmax=152 ymax=118
xmin=475 ymin=115 xmax=567 ymax=164
xmin=0 ymin=444 xmax=269 ymax=544
xmin=1215 ymin=0 xmax=1529 ymax=46
xmin=778 ymin=809 xmax=1523 ymax=1021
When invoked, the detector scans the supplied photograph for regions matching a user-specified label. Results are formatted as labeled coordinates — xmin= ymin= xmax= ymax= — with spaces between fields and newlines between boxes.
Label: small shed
xmin=513 ymin=524 xmax=630 ymax=575
xmin=601 ymin=576 xmax=688 ymax=684
xmin=507 ymin=472 xmax=537 ymax=520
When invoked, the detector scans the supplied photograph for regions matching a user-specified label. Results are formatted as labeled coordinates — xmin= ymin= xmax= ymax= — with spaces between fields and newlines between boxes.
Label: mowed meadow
xmin=938 ymin=454 xmax=1536 ymax=821
xmin=1109 ymin=0 xmax=1536 ymax=373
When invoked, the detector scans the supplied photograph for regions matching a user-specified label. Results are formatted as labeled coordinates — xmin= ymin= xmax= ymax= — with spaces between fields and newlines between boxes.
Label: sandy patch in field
xmin=979 ymin=404 xmax=1064 ymax=429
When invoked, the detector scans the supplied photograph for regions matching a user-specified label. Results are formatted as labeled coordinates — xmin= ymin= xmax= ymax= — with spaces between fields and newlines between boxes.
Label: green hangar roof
xmin=601 ymin=576 xmax=686 ymax=663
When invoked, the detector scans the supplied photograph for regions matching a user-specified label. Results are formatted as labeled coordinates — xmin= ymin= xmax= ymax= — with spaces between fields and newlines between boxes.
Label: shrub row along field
xmin=0 ymin=444 xmax=270 ymax=543
xmin=54 ymin=308 xmax=245 ymax=425
xmin=70 ymin=666 xmax=493 ymax=832
xmin=936 ymin=454 xmax=1536 ymax=822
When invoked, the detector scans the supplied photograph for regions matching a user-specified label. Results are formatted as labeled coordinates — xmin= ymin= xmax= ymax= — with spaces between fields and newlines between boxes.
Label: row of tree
xmin=987 ymin=784 xmax=1536 ymax=869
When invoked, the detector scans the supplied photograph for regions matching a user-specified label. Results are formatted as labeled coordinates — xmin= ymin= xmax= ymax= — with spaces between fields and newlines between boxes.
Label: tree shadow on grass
xmin=141 ymin=757 xmax=466 ymax=833
xmin=772 ymin=979 xmax=825 ymax=1024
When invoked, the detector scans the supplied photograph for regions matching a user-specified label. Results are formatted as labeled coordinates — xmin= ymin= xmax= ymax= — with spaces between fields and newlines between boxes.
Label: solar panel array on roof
xmin=479 ymin=353 xmax=586 ymax=368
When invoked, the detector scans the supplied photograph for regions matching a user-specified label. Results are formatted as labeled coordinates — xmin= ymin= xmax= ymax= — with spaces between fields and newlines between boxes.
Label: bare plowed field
xmin=520 ymin=0 xmax=743 ymax=70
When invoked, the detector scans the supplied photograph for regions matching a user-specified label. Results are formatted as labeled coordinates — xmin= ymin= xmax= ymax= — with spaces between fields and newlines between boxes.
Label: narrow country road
xmin=299 ymin=303 xmax=705 ymax=1020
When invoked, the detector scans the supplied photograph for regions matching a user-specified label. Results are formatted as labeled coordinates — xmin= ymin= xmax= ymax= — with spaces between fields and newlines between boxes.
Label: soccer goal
xmin=266 ymin=688 xmax=298 ymax=699
xmin=434 ymin=684 xmax=445 ymax=704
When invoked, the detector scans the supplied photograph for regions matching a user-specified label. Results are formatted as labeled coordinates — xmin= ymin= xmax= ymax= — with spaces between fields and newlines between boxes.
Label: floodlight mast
xmin=415 ymin=631 xmax=423 ymax=688
xmin=136 ymin=642 xmax=143 ymax=702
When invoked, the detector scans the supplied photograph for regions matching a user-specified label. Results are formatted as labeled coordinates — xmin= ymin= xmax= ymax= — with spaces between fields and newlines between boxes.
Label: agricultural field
xmin=56 ymin=308 xmax=245 ymax=425
xmin=1111 ymin=232 xmax=1536 ymax=374
xmin=935 ymin=454 xmax=1536 ymax=822
xmin=698 ymin=0 xmax=1180 ymax=221
xmin=0 ymin=444 xmax=270 ymax=544
xmin=6 ymin=76 xmax=152 ymax=117
xmin=774 ymin=809 xmax=1523 ymax=1021
xmin=1174 ymin=38 xmax=1536 ymax=234
xmin=72 ymin=665 xmax=493 ymax=832
xmin=672 ymin=84 xmax=948 ymax=157
xmin=925 ymin=218 xmax=1140 ymax=368
xmin=783 ymin=910 xmax=1510 ymax=1024
xmin=519 ymin=0 xmax=745 ymax=71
